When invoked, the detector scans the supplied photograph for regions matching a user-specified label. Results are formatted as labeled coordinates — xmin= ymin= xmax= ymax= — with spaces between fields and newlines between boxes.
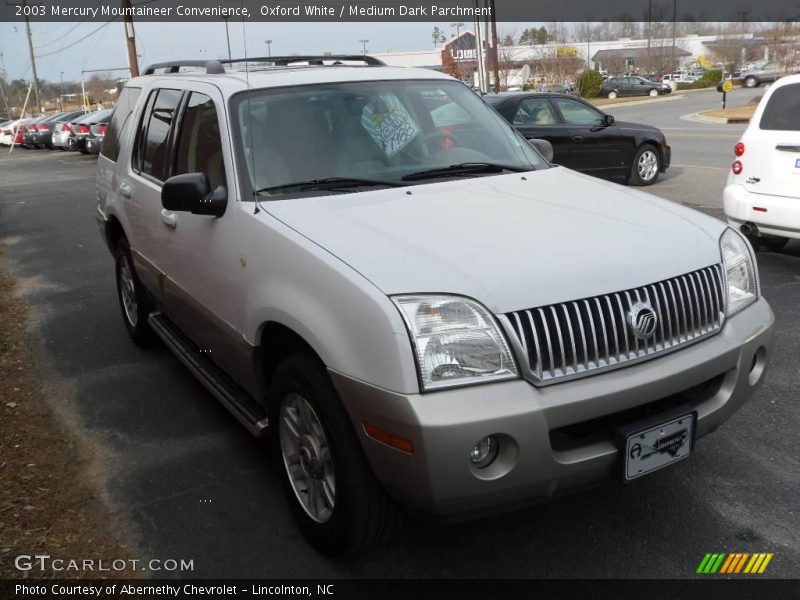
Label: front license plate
xmin=624 ymin=413 xmax=695 ymax=481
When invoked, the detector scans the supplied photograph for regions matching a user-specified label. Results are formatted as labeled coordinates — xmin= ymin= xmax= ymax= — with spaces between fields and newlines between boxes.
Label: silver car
xmin=95 ymin=56 xmax=775 ymax=556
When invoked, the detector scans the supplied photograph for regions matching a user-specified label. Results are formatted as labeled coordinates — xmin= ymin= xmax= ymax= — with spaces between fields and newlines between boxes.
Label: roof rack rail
xmin=142 ymin=60 xmax=225 ymax=75
xmin=220 ymin=55 xmax=386 ymax=67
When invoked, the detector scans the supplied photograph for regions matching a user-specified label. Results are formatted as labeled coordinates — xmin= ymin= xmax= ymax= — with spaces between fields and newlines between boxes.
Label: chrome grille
xmin=504 ymin=264 xmax=726 ymax=384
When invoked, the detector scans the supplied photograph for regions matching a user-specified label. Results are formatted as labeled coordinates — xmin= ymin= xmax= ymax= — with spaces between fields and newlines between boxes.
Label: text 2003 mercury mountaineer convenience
xmin=95 ymin=58 xmax=775 ymax=556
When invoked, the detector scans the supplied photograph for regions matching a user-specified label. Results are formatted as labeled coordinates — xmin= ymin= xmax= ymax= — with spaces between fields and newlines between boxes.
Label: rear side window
xmin=514 ymin=98 xmax=557 ymax=126
xmin=174 ymin=93 xmax=226 ymax=190
xmin=100 ymin=87 xmax=141 ymax=161
xmin=760 ymin=84 xmax=800 ymax=131
xmin=135 ymin=88 xmax=181 ymax=182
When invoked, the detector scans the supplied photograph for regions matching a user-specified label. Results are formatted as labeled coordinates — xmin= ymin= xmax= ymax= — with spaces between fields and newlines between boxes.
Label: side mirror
xmin=603 ymin=113 xmax=615 ymax=126
xmin=528 ymin=138 xmax=554 ymax=163
xmin=162 ymin=173 xmax=227 ymax=217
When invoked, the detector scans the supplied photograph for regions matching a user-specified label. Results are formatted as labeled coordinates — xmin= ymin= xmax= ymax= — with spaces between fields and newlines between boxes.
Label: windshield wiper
xmin=400 ymin=162 xmax=529 ymax=182
xmin=255 ymin=177 xmax=404 ymax=195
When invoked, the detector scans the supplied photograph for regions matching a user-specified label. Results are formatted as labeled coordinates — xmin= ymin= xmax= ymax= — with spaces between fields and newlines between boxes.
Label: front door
xmin=511 ymin=96 xmax=572 ymax=165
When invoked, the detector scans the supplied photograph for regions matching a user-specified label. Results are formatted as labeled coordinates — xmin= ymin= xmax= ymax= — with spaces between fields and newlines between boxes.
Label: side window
xmin=100 ymin=86 xmax=141 ymax=161
xmin=174 ymin=93 xmax=226 ymax=189
xmin=135 ymin=88 xmax=181 ymax=182
xmin=513 ymin=98 xmax=557 ymax=126
xmin=759 ymin=84 xmax=800 ymax=131
xmin=552 ymin=98 xmax=604 ymax=126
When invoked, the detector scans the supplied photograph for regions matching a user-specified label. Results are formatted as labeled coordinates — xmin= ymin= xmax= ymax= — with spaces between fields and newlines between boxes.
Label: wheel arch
xmin=105 ymin=214 xmax=126 ymax=252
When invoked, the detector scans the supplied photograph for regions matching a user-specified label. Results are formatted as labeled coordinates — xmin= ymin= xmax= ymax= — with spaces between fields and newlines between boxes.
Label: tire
xmin=630 ymin=144 xmax=661 ymax=186
xmin=270 ymin=353 xmax=399 ymax=557
xmin=114 ymin=238 xmax=156 ymax=346
xmin=649 ymin=88 xmax=659 ymax=97
xmin=754 ymin=235 xmax=790 ymax=253
xmin=744 ymin=76 xmax=759 ymax=88
xmin=607 ymin=90 xmax=618 ymax=99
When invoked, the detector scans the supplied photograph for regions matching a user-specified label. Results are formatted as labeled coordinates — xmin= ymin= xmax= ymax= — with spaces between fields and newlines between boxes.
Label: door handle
xmin=118 ymin=182 xmax=132 ymax=198
xmin=572 ymin=136 xmax=584 ymax=143
xmin=160 ymin=209 xmax=177 ymax=229
xmin=775 ymin=144 xmax=800 ymax=152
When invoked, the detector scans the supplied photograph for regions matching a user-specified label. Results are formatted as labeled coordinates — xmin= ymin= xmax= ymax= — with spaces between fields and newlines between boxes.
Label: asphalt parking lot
xmin=0 ymin=87 xmax=798 ymax=578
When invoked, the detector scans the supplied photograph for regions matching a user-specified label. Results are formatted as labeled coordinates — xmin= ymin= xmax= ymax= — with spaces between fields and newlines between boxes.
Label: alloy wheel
xmin=119 ymin=257 xmax=138 ymax=327
xmin=279 ymin=393 xmax=336 ymax=523
xmin=637 ymin=149 xmax=659 ymax=182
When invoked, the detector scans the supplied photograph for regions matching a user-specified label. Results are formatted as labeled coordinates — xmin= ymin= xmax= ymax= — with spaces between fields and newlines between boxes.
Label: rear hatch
xmin=741 ymin=81 xmax=800 ymax=199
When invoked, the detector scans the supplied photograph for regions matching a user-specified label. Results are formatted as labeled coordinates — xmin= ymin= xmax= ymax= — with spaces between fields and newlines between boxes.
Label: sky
xmin=0 ymin=20 xmax=520 ymax=83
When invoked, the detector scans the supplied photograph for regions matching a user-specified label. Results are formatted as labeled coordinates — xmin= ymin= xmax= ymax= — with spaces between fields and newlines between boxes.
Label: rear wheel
xmin=630 ymin=144 xmax=661 ymax=186
xmin=649 ymin=88 xmax=659 ymax=97
xmin=607 ymin=90 xmax=618 ymax=99
xmin=744 ymin=76 xmax=759 ymax=88
xmin=270 ymin=354 xmax=399 ymax=557
xmin=114 ymin=238 xmax=156 ymax=346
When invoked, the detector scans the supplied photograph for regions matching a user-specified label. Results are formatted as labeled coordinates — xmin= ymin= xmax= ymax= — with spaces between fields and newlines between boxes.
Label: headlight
xmin=720 ymin=228 xmax=758 ymax=316
xmin=392 ymin=295 xmax=519 ymax=391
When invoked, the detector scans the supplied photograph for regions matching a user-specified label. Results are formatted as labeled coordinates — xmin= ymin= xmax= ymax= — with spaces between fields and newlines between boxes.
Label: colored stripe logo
xmin=696 ymin=552 xmax=773 ymax=574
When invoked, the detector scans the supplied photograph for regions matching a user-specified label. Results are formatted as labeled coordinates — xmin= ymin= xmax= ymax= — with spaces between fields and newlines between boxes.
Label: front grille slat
xmin=505 ymin=265 xmax=726 ymax=385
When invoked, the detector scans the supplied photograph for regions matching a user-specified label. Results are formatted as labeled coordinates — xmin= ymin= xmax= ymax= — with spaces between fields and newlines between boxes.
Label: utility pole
xmin=0 ymin=53 xmax=11 ymax=117
xmin=359 ymin=39 xmax=369 ymax=55
xmin=489 ymin=0 xmax=500 ymax=92
xmin=59 ymin=71 xmax=64 ymax=111
xmin=121 ymin=0 xmax=140 ymax=77
xmin=21 ymin=1 xmax=42 ymax=114
xmin=671 ymin=0 xmax=677 ymax=71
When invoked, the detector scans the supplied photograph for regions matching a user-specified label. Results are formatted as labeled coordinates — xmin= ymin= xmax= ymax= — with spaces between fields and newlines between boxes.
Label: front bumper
xmin=724 ymin=182 xmax=800 ymax=240
xmin=331 ymin=298 xmax=773 ymax=518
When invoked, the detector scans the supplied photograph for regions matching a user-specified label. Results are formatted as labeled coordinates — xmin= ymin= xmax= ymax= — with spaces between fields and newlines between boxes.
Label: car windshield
xmin=231 ymin=79 xmax=547 ymax=198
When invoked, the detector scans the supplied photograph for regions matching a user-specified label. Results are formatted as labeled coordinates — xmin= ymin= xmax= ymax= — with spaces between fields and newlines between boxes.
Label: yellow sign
xmin=556 ymin=46 xmax=577 ymax=58
xmin=722 ymin=80 xmax=733 ymax=92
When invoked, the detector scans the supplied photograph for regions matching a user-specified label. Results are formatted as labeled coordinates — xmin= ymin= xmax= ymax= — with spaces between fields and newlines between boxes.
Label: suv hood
xmin=265 ymin=167 xmax=725 ymax=313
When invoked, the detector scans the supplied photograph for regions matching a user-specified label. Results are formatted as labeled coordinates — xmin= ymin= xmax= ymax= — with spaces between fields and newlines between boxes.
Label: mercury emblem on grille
xmin=628 ymin=301 xmax=658 ymax=340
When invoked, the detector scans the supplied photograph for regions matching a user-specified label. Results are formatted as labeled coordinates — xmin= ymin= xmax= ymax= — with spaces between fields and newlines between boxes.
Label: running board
xmin=148 ymin=312 xmax=269 ymax=437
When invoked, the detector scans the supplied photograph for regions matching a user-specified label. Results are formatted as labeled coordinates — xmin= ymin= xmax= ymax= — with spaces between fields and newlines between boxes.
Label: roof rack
xmin=141 ymin=55 xmax=385 ymax=76
xmin=221 ymin=55 xmax=386 ymax=67
xmin=142 ymin=60 xmax=225 ymax=75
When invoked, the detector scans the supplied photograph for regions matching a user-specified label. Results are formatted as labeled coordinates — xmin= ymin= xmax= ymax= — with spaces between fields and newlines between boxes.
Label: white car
xmin=724 ymin=73 xmax=800 ymax=251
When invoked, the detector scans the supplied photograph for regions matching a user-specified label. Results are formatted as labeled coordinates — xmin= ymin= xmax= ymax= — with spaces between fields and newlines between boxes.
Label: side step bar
xmin=148 ymin=312 xmax=269 ymax=437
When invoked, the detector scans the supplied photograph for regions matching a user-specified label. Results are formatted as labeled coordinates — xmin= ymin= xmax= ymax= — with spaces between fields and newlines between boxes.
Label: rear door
xmin=510 ymin=96 xmax=572 ymax=165
xmin=551 ymin=97 xmax=627 ymax=177
xmin=743 ymin=82 xmax=800 ymax=199
xmin=125 ymin=87 xmax=183 ymax=296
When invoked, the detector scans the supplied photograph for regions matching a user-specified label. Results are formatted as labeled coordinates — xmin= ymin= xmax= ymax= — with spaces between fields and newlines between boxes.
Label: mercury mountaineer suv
xmin=95 ymin=55 xmax=775 ymax=556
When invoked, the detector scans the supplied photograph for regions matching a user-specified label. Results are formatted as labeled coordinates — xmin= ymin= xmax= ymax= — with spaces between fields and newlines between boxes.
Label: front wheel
xmin=607 ymin=90 xmax=618 ymax=99
xmin=649 ymin=88 xmax=659 ymax=96
xmin=270 ymin=354 xmax=398 ymax=557
xmin=749 ymin=235 xmax=790 ymax=252
xmin=630 ymin=144 xmax=661 ymax=186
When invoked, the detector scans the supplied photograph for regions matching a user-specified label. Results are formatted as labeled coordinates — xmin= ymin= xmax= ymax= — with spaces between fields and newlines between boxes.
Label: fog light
xmin=469 ymin=435 xmax=499 ymax=469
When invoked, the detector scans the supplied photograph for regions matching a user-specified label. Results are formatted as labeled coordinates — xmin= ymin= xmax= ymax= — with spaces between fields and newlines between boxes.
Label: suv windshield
xmin=231 ymin=79 xmax=546 ymax=198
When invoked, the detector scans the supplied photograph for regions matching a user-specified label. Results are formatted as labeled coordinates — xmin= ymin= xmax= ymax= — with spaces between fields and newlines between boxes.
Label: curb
xmin=594 ymin=94 xmax=685 ymax=109
xmin=680 ymin=112 xmax=730 ymax=125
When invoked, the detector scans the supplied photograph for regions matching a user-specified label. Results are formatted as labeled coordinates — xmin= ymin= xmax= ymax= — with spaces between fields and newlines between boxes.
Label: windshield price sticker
xmin=362 ymin=93 xmax=420 ymax=158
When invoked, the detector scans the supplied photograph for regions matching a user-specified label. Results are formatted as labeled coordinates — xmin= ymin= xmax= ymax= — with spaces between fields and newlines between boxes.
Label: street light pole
xmin=451 ymin=21 xmax=464 ymax=41
xmin=265 ymin=39 xmax=272 ymax=57
xmin=359 ymin=39 xmax=369 ymax=55
xmin=223 ymin=16 xmax=232 ymax=60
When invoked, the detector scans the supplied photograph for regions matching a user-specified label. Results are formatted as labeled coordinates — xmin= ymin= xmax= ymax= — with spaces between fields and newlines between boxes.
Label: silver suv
xmin=96 ymin=56 xmax=775 ymax=556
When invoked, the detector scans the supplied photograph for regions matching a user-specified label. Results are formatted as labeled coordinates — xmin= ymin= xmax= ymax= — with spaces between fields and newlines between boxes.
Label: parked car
xmin=52 ymin=111 xmax=87 ymax=150
xmin=739 ymin=63 xmax=785 ymax=88
xmin=724 ymin=73 xmax=800 ymax=251
xmin=85 ymin=118 xmax=110 ymax=154
xmin=67 ymin=109 xmax=113 ymax=153
xmin=97 ymin=56 xmax=774 ymax=557
xmin=33 ymin=110 xmax=85 ymax=149
xmin=1 ymin=118 xmax=30 ymax=146
xmin=485 ymin=92 xmax=671 ymax=185
xmin=21 ymin=115 xmax=49 ymax=148
xmin=601 ymin=76 xmax=672 ymax=99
